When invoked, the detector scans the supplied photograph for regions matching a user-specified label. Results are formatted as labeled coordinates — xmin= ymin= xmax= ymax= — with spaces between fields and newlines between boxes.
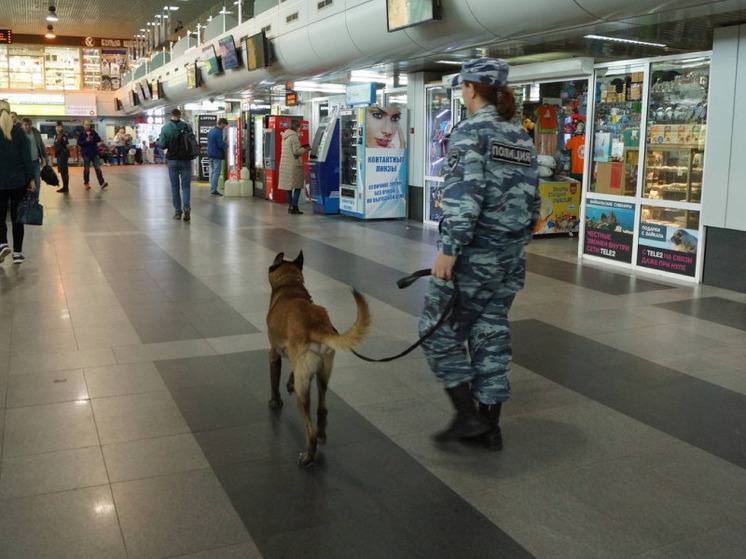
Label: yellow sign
xmin=534 ymin=180 xmax=581 ymax=235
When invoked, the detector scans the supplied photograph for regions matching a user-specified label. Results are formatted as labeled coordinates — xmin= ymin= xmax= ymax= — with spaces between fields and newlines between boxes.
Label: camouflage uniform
xmin=419 ymin=58 xmax=540 ymax=406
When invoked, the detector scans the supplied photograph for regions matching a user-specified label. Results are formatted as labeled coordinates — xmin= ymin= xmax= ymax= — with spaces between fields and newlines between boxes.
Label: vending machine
xmin=262 ymin=115 xmax=309 ymax=204
xmin=339 ymin=105 xmax=408 ymax=220
xmin=309 ymin=108 xmax=341 ymax=214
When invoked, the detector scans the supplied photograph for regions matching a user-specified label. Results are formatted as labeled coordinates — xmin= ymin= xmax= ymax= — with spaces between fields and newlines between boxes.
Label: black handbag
xmin=17 ymin=195 xmax=44 ymax=226
xmin=41 ymin=164 xmax=60 ymax=186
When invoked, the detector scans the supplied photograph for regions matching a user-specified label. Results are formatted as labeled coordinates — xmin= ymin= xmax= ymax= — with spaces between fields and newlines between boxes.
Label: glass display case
xmin=82 ymin=48 xmax=102 ymax=90
xmin=0 ymin=45 xmax=8 ymax=89
xmin=8 ymin=45 xmax=45 ymax=89
xmin=44 ymin=47 xmax=81 ymax=90
xmin=589 ymin=68 xmax=644 ymax=196
xmin=424 ymin=85 xmax=452 ymax=223
xmin=426 ymin=86 xmax=451 ymax=177
xmin=644 ymin=57 xmax=709 ymax=203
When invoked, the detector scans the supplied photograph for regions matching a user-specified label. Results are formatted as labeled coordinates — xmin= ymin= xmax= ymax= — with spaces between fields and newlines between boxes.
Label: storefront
xmin=423 ymin=58 xmax=593 ymax=234
xmin=580 ymin=52 xmax=711 ymax=282
xmin=0 ymin=40 xmax=130 ymax=91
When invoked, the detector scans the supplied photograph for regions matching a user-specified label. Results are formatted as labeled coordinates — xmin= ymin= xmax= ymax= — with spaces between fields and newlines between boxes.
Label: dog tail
xmin=317 ymin=289 xmax=371 ymax=351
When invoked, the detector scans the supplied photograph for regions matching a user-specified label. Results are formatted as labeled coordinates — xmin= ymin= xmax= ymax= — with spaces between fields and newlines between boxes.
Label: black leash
xmin=351 ymin=269 xmax=459 ymax=363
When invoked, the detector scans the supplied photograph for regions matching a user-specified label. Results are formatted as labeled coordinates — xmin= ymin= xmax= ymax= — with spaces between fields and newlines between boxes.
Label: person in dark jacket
xmin=54 ymin=122 xmax=70 ymax=194
xmin=0 ymin=100 xmax=35 ymax=265
xmin=77 ymin=120 xmax=108 ymax=191
xmin=207 ymin=118 xmax=228 ymax=196
xmin=157 ymin=108 xmax=193 ymax=221
xmin=21 ymin=118 xmax=48 ymax=202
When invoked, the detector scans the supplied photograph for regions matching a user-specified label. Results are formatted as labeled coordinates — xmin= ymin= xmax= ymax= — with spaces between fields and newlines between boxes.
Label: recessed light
xmin=584 ymin=35 xmax=666 ymax=48
xmin=435 ymin=60 xmax=463 ymax=66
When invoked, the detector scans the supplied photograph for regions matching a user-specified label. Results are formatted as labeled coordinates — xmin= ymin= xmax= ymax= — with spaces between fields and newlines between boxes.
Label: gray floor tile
xmin=112 ymin=469 xmax=250 ymax=559
xmin=544 ymin=457 xmax=733 ymax=548
xmin=6 ymin=369 xmax=88 ymax=408
xmin=171 ymin=542 xmax=263 ymax=558
xmin=9 ymin=348 xmax=117 ymax=376
xmin=91 ymin=390 xmax=190 ymax=444
xmin=103 ymin=433 xmax=209 ymax=483
xmin=0 ymin=446 xmax=108 ymax=499
xmin=636 ymin=523 xmax=746 ymax=559
xmin=0 ymin=485 xmax=126 ymax=558
xmin=84 ymin=361 xmax=166 ymax=398
xmin=74 ymin=322 xmax=141 ymax=350
xmin=3 ymin=401 xmax=98 ymax=457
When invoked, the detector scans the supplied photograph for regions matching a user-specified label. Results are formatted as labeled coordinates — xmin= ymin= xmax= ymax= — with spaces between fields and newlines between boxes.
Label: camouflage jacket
xmin=439 ymin=104 xmax=540 ymax=256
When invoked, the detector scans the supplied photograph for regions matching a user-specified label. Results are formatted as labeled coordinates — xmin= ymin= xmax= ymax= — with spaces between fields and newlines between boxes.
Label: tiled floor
xmin=1 ymin=165 xmax=745 ymax=558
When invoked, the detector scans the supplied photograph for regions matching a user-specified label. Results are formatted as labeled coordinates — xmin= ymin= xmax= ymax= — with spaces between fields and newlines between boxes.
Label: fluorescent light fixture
xmin=436 ymin=60 xmax=463 ymax=66
xmin=168 ymin=5 xmax=179 ymax=9
xmin=140 ymin=28 xmax=146 ymax=31
xmin=293 ymin=81 xmax=346 ymax=93
xmin=584 ymin=34 xmax=666 ymax=48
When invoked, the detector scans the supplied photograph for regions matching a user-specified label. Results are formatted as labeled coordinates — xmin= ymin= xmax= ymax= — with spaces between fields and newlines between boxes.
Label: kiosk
xmin=309 ymin=108 xmax=341 ymax=214
xmin=262 ymin=115 xmax=309 ymax=204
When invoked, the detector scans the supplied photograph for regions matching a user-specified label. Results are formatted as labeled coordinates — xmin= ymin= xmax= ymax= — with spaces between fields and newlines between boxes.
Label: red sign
xmin=0 ymin=29 xmax=12 ymax=44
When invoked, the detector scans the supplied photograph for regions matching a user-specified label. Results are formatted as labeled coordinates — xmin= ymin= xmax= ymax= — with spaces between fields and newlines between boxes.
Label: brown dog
xmin=266 ymin=251 xmax=370 ymax=466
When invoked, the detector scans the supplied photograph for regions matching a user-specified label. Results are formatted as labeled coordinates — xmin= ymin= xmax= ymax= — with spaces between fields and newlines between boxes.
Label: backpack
xmin=168 ymin=123 xmax=198 ymax=160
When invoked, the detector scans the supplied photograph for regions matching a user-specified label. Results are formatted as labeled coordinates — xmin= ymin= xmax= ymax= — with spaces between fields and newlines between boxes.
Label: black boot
xmin=478 ymin=403 xmax=503 ymax=451
xmin=433 ymin=383 xmax=490 ymax=443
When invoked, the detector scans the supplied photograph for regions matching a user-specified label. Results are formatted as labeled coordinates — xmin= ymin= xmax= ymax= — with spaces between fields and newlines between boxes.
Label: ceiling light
xmin=139 ymin=28 xmax=146 ymax=32
xmin=584 ymin=35 xmax=666 ymax=48
xmin=46 ymin=5 xmax=58 ymax=22
xmin=168 ymin=6 xmax=180 ymax=10
xmin=436 ymin=60 xmax=463 ymax=66
xmin=44 ymin=24 xmax=56 ymax=39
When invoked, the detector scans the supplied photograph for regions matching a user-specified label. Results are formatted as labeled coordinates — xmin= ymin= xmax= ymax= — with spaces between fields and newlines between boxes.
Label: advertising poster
xmin=534 ymin=180 xmax=581 ymax=235
xmin=364 ymin=149 xmax=407 ymax=218
xmin=583 ymin=198 xmax=635 ymax=263
xmin=197 ymin=114 xmax=217 ymax=181
xmin=637 ymin=222 xmax=698 ymax=277
xmin=428 ymin=181 xmax=444 ymax=223
xmin=101 ymin=49 xmax=127 ymax=91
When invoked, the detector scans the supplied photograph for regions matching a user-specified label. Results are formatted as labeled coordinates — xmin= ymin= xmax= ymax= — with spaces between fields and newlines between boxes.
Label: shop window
xmin=318 ymin=0 xmax=333 ymax=8
xmin=644 ymin=58 xmax=709 ymax=204
xmin=589 ymin=69 xmax=644 ymax=197
xmin=286 ymin=12 xmax=299 ymax=23
xmin=637 ymin=206 xmax=700 ymax=277
xmin=8 ymin=45 xmax=45 ymax=90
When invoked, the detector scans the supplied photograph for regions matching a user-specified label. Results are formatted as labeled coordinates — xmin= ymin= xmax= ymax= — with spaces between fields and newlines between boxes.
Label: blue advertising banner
xmin=363 ymin=149 xmax=407 ymax=219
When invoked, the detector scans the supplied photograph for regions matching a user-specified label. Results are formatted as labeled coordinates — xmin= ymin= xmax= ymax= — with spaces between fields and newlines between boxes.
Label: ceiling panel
xmin=0 ymin=0 xmax=206 ymax=39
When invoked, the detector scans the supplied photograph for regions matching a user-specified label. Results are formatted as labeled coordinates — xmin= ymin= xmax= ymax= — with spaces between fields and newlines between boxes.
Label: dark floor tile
xmin=527 ymin=254 xmax=673 ymax=294
xmin=156 ymin=351 xmax=533 ymax=559
xmin=512 ymin=319 xmax=746 ymax=469
xmin=656 ymin=297 xmax=746 ymax=332
xmin=131 ymin=317 xmax=203 ymax=344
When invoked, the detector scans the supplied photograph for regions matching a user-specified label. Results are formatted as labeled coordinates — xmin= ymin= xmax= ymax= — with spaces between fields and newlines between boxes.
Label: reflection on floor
xmin=1 ymin=166 xmax=745 ymax=559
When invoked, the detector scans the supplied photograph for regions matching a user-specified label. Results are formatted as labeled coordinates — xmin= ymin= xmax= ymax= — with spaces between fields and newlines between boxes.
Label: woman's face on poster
xmin=365 ymin=105 xmax=404 ymax=149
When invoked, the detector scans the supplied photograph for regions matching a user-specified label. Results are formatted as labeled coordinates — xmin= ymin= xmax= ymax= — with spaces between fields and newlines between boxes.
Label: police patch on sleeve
xmin=490 ymin=141 xmax=532 ymax=166
xmin=445 ymin=148 xmax=461 ymax=171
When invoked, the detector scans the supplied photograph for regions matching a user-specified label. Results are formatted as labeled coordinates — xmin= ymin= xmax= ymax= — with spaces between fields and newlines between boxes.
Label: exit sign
xmin=0 ymin=29 xmax=13 ymax=44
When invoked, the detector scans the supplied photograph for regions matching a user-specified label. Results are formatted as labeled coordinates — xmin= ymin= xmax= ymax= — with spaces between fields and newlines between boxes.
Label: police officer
xmin=419 ymin=58 xmax=540 ymax=450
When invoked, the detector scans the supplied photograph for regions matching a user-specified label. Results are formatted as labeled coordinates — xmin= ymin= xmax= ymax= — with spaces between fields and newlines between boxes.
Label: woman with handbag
xmin=54 ymin=122 xmax=70 ymax=194
xmin=0 ymin=100 xmax=35 ymax=265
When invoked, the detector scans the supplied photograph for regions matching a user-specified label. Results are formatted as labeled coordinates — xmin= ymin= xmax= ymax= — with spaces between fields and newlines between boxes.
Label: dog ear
xmin=269 ymin=252 xmax=285 ymax=272
xmin=293 ymin=251 xmax=304 ymax=270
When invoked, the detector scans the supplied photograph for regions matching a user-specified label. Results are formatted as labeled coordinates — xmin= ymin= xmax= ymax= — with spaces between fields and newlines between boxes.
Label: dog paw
xmin=297 ymin=452 xmax=315 ymax=467
xmin=268 ymin=398 xmax=283 ymax=410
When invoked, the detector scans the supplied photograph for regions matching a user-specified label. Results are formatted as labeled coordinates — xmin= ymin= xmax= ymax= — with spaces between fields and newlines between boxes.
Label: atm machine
xmin=262 ymin=115 xmax=309 ymax=204
xmin=339 ymin=106 xmax=408 ymax=220
xmin=308 ymin=108 xmax=341 ymax=214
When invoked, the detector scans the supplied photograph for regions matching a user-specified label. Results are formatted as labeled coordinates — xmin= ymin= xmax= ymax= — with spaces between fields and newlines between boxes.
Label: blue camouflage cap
xmin=451 ymin=57 xmax=510 ymax=88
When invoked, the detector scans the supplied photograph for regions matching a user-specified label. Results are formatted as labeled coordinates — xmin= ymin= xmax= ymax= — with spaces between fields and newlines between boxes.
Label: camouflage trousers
xmin=419 ymin=249 xmax=523 ymax=405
